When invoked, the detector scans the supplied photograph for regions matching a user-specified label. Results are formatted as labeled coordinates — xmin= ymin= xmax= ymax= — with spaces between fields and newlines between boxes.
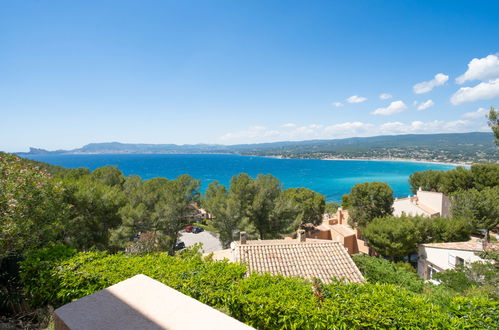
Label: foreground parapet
xmin=54 ymin=274 xmax=253 ymax=330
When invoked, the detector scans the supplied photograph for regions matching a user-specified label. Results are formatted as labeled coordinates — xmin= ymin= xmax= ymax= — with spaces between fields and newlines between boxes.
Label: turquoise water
xmin=24 ymin=154 xmax=455 ymax=203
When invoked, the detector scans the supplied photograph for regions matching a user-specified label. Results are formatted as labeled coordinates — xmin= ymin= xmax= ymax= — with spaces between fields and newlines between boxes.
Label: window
xmin=427 ymin=264 xmax=438 ymax=279
xmin=448 ymin=254 xmax=456 ymax=266
xmin=449 ymin=254 xmax=465 ymax=267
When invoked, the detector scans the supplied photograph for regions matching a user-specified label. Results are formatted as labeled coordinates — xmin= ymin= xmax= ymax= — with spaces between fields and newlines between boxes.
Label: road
xmin=179 ymin=230 xmax=222 ymax=253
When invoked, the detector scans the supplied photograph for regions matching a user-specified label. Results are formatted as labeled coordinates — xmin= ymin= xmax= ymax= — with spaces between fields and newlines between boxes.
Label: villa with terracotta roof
xmin=393 ymin=188 xmax=451 ymax=218
xmin=307 ymin=207 xmax=369 ymax=255
xmin=225 ymin=230 xmax=364 ymax=284
xmin=417 ymin=238 xmax=498 ymax=281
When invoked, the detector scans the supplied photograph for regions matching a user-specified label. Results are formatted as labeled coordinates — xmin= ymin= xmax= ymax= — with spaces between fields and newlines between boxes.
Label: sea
xmin=24 ymin=154 xmax=456 ymax=203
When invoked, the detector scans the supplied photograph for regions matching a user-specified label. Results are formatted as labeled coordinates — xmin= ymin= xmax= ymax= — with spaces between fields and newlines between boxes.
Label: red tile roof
xmin=421 ymin=238 xmax=499 ymax=252
xmin=234 ymin=239 xmax=364 ymax=283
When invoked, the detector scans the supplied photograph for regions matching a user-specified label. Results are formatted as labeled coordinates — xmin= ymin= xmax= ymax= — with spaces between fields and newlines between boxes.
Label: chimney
xmin=297 ymin=229 xmax=306 ymax=242
xmin=239 ymin=231 xmax=247 ymax=245
xmin=337 ymin=207 xmax=343 ymax=224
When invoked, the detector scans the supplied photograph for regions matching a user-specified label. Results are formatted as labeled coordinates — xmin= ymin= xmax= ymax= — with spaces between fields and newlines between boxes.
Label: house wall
xmin=356 ymin=238 xmax=369 ymax=254
xmin=441 ymin=195 xmax=451 ymax=218
xmin=307 ymin=229 xmax=331 ymax=240
xmin=394 ymin=191 xmax=451 ymax=218
xmin=331 ymin=231 xmax=345 ymax=245
xmin=417 ymin=191 xmax=443 ymax=215
xmin=344 ymin=235 xmax=358 ymax=254
xmin=417 ymin=246 xmax=483 ymax=278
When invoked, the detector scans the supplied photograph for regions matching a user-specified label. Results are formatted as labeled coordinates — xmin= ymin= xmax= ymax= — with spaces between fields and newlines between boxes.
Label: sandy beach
xmin=263 ymin=155 xmax=470 ymax=167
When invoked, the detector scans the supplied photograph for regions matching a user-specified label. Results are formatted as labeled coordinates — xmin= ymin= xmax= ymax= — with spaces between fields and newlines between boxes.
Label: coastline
xmin=322 ymin=157 xmax=466 ymax=167
xmin=21 ymin=152 xmax=476 ymax=167
xmin=263 ymin=155 xmax=468 ymax=167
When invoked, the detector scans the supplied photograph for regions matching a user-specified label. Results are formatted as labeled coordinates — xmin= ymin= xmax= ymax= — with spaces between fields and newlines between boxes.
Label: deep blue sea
xmin=24 ymin=154 xmax=455 ymax=203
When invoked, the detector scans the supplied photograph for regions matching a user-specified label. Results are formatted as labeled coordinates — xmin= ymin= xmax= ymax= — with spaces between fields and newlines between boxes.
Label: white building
xmin=393 ymin=188 xmax=451 ymax=218
xmin=417 ymin=238 xmax=497 ymax=281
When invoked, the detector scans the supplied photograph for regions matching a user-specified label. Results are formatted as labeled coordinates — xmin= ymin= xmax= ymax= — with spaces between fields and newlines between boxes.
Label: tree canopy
xmin=203 ymin=173 xmax=326 ymax=245
xmin=363 ymin=215 xmax=471 ymax=259
xmin=488 ymin=106 xmax=499 ymax=146
xmin=451 ymin=186 xmax=499 ymax=241
xmin=110 ymin=175 xmax=200 ymax=254
xmin=409 ymin=164 xmax=499 ymax=195
xmin=348 ymin=182 xmax=393 ymax=227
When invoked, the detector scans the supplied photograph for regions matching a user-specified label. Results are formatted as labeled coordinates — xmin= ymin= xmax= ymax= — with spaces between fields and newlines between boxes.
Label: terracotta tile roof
xmin=330 ymin=224 xmax=356 ymax=237
xmin=421 ymin=238 xmax=499 ymax=252
xmin=316 ymin=223 xmax=333 ymax=231
xmin=207 ymin=248 xmax=232 ymax=261
xmin=415 ymin=203 xmax=439 ymax=216
xmin=234 ymin=239 xmax=364 ymax=284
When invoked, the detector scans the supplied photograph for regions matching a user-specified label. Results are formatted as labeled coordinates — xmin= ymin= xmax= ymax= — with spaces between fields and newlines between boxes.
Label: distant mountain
xmin=18 ymin=132 xmax=497 ymax=163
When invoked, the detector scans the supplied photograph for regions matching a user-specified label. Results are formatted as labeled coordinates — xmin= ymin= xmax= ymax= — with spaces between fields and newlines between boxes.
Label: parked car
xmin=192 ymin=226 xmax=204 ymax=234
xmin=185 ymin=225 xmax=193 ymax=232
xmin=175 ymin=241 xmax=185 ymax=250
xmin=195 ymin=218 xmax=206 ymax=225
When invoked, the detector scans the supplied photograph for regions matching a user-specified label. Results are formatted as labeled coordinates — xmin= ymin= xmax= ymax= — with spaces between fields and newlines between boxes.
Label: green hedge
xmin=20 ymin=247 xmax=498 ymax=329
xmin=228 ymin=273 xmax=498 ymax=329
xmin=352 ymin=254 xmax=424 ymax=293
xmin=19 ymin=244 xmax=76 ymax=306
xmin=21 ymin=246 xmax=246 ymax=309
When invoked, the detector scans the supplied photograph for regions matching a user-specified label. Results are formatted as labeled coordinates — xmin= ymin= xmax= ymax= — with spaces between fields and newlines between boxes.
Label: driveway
xmin=179 ymin=230 xmax=222 ymax=253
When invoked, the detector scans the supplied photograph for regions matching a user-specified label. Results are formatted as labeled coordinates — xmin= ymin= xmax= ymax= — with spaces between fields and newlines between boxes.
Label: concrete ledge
xmin=54 ymin=274 xmax=253 ymax=330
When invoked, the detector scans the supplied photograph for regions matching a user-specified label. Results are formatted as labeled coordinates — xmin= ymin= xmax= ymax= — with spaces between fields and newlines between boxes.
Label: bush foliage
xmin=20 ymin=247 xmax=498 ymax=329
xmin=352 ymin=254 xmax=424 ymax=293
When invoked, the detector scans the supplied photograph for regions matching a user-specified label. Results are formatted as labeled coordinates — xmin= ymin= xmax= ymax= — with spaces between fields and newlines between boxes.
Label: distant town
xmin=19 ymin=132 xmax=498 ymax=164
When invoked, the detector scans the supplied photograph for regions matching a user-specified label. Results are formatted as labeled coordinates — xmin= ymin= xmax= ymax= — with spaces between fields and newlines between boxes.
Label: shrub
xmin=20 ymin=248 xmax=499 ymax=329
xmin=352 ymin=254 xmax=424 ymax=293
xmin=448 ymin=296 xmax=499 ymax=329
xmin=21 ymin=247 xmax=246 ymax=308
xmin=228 ymin=274 xmax=467 ymax=329
xmin=0 ymin=153 xmax=70 ymax=258
xmin=19 ymin=245 xmax=76 ymax=306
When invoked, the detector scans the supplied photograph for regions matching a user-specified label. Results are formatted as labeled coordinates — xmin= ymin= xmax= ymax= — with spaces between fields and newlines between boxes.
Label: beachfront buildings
xmin=417 ymin=238 xmax=498 ymax=281
xmin=393 ymin=188 xmax=451 ymax=218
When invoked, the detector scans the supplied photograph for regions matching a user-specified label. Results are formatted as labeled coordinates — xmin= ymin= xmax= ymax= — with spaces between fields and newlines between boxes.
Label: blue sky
xmin=1 ymin=0 xmax=499 ymax=152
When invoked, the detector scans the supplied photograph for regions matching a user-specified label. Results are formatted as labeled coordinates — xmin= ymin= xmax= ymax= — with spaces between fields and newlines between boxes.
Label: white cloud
xmin=346 ymin=95 xmax=367 ymax=103
xmin=379 ymin=93 xmax=392 ymax=100
xmin=450 ymin=78 xmax=499 ymax=105
xmin=456 ymin=54 xmax=499 ymax=84
xmin=416 ymin=99 xmax=434 ymax=111
xmin=324 ymin=122 xmax=373 ymax=135
xmin=372 ymin=100 xmax=407 ymax=115
xmin=219 ymin=125 xmax=279 ymax=141
xmin=218 ymin=119 xmax=482 ymax=144
xmin=413 ymin=73 xmax=449 ymax=94
xmin=282 ymin=123 xmax=296 ymax=128
xmin=379 ymin=120 xmax=471 ymax=134
xmin=332 ymin=102 xmax=344 ymax=107
xmin=462 ymin=107 xmax=488 ymax=119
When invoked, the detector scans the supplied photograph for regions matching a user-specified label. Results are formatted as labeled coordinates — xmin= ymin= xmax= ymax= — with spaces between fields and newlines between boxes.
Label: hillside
xmin=18 ymin=132 xmax=497 ymax=163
